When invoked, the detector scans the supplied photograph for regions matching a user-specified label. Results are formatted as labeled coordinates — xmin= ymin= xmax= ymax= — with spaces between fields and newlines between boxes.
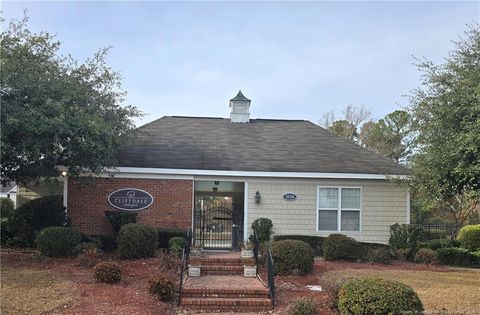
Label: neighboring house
xmin=66 ymin=91 xmax=410 ymax=247
xmin=0 ymin=182 xmax=17 ymax=208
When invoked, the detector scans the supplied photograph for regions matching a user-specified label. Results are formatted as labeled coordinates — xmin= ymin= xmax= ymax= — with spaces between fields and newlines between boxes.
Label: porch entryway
xmin=193 ymin=181 xmax=245 ymax=250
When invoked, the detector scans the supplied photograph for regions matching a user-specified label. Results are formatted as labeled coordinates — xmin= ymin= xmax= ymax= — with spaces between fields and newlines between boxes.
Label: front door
xmin=194 ymin=196 xmax=238 ymax=249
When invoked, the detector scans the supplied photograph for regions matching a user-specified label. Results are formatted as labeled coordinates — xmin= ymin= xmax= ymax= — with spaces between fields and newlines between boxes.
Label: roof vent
xmin=229 ymin=90 xmax=251 ymax=123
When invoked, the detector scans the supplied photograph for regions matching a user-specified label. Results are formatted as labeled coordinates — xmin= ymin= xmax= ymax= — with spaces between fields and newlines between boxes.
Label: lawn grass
xmin=1 ymin=266 xmax=74 ymax=315
xmin=322 ymin=267 xmax=480 ymax=313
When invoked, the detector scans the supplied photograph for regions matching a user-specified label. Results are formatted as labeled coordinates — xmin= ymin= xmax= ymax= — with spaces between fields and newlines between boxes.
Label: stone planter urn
xmin=241 ymin=249 xmax=254 ymax=258
xmin=244 ymin=265 xmax=257 ymax=277
xmin=188 ymin=265 xmax=201 ymax=277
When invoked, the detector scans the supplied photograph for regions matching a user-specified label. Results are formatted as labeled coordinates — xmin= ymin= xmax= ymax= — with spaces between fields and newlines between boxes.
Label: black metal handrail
xmin=177 ymin=227 xmax=193 ymax=306
xmin=252 ymin=227 xmax=260 ymax=266
xmin=266 ymin=246 xmax=275 ymax=309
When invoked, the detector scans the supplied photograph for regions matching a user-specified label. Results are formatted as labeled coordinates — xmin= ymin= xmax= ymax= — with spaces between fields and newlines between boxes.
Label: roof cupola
xmin=229 ymin=90 xmax=251 ymax=123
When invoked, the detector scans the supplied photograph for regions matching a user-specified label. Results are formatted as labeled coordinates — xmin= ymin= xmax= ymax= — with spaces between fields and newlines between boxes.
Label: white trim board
xmin=101 ymin=167 xmax=407 ymax=180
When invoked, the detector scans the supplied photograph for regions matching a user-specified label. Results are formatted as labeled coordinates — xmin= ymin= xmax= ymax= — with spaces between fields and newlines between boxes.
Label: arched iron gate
xmin=194 ymin=205 xmax=238 ymax=249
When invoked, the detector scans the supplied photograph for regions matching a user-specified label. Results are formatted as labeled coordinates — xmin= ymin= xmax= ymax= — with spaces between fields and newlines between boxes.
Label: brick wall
xmin=67 ymin=177 xmax=193 ymax=235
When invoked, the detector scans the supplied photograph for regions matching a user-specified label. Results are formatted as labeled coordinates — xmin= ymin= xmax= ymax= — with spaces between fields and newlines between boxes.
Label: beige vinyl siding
xmin=246 ymin=178 xmax=408 ymax=244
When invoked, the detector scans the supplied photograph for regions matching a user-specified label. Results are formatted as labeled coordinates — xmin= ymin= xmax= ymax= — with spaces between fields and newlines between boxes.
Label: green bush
xmin=168 ymin=236 xmax=186 ymax=256
xmin=93 ymin=262 xmax=122 ymax=283
xmin=437 ymin=247 xmax=477 ymax=266
xmin=6 ymin=195 xmax=67 ymax=247
xmin=419 ymin=238 xmax=461 ymax=251
xmin=117 ymin=223 xmax=159 ymax=259
xmin=322 ymin=234 xmax=363 ymax=261
xmin=388 ymin=223 xmax=420 ymax=260
xmin=271 ymin=240 xmax=315 ymax=275
xmin=414 ymin=248 xmax=438 ymax=264
xmin=1 ymin=218 xmax=13 ymax=245
xmin=288 ymin=297 xmax=317 ymax=315
xmin=338 ymin=277 xmax=424 ymax=315
xmin=366 ymin=247 xmax=392 ymax=264
xmin=457 ymin=224 xmax=480 ymax=251
xmin=273 ymin=235 xmax=325 ymax=256
xmin=250 ymin=217 xmax=273 ymax=243
xmin=147 ymin=276 xmax=175 ymax=301
xmin=104 ymin=211 xmax=137 ymax=235
xmin=0 ymin=197 xmax=14 ymax=218
xmin=36 ymin=227 xmax=81 ymax=257
xmin=156 ymin=228 xmax=187 ymax=248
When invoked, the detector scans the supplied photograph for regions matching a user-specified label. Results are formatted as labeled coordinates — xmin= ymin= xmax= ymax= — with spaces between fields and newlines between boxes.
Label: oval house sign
xmin=108 ymin=188 xmax=154 ymax=211
xmin=283 ymin=193 xmax=297 ymax=201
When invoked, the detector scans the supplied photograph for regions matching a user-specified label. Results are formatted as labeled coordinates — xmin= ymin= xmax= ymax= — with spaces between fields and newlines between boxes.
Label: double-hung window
xmin=317 ymin=187 xmax=361 ymax=232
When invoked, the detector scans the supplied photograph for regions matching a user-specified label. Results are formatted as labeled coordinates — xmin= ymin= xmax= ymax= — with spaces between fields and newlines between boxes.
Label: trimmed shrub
xmin=288 ymin=297 xmax=317 ymax=315
xmin=93 ymin=262 xmax=122 ymax=283
xmin=415 ymin=248 xmax=438 ymax=264
xmin=437 ymin=247 xmax=477 ymax=266
xmin=148 ymin=276 xmax=175 ymax=301
xmin=271 ymin=240 xmax=315 ymax=275
xmin=419 ymin=238 xmax=461 ymax=251
xmin=273 ymin=235 xmax=325 ymax=256
xmin=7 ymin=195 xmax=67 ymax=247
xmin=36 ymin=227 xmax=81 ymax=257
xmin=0 ymin=197 xmax=14 ymax=218
xmin=117 ymin=223 xmax=158 ymax=259
xmin=168 ymin=236 xmax=186 ymax=256
xmin=338 ymin=277 xmax=424 ymax=315
xmin=457 ymin=224 xmax=480 ymax=251
xmin=388 ymin=223 xmax=420 ymax=260
xmin=250 ymin=218 xmax=273 ymax=243
xmin=322 ymin=234 xmax=363 ymax=261
xmin=156 ymin=228 xmax=187 ymax=248
xmin=104 ymin=211 xmax=137 ymax=235
xmin=366 ymin=247 xmax=392 ymax=264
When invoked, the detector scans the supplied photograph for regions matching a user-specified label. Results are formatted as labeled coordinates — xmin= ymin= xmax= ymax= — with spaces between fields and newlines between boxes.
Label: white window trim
xmin=316 ymin=186 xmax=362 ymax=233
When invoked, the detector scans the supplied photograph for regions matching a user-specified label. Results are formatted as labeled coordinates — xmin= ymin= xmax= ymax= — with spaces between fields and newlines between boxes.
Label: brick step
xmin=182 ymin=287 xmax=269 ymax=298
xmin=189 ymin=257 xmax=255 ymax=266
xmin=181 ymin=297 xmax=272 ymax=311
xmin=200 ymin=265 xmax=245 ymax=275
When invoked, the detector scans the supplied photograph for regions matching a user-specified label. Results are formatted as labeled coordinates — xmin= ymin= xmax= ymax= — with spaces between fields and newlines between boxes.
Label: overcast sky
xmin=3 ymin=1 xmax=479 ymax=126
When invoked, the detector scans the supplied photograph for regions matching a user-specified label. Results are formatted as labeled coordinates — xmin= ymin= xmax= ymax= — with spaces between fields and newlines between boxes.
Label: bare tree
xmin=320 ymin=105 xmax=371 ymax=143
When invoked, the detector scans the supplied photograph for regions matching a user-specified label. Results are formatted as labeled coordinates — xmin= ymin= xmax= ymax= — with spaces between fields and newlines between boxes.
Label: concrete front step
xmin=181 ymin=297 xmax=272 ymax=312
xmin=183 ymin=286 xmax=270 ymax=298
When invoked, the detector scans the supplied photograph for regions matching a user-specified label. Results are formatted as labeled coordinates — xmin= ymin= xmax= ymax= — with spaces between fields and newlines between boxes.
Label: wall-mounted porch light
xmin=255 ymin=191 xmax=261 ymax=204
xmin=61 ymin=171 xmax=67 ymax=177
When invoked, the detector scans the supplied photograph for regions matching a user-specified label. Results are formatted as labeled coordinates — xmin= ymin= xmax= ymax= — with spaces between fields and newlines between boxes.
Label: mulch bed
xmin=1 ymin=249 xmax=452 ymax=315
xmin=1 ymin=248 xmax=178 ymax=315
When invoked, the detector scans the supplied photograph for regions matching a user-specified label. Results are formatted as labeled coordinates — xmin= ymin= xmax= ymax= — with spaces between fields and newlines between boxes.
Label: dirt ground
xmin=2 ymin=249 xmax=479 ymax=315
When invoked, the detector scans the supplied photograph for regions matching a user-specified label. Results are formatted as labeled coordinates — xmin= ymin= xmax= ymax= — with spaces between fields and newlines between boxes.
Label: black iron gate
xmin=194 ymin=201 xmax=241 ymax=249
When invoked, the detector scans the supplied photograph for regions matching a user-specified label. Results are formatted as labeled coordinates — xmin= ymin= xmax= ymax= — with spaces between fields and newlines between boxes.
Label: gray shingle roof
xmin=116 ymin=116 xmax=409 ymax=175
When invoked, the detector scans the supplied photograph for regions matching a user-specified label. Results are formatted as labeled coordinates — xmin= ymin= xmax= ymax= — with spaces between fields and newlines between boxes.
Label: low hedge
xmin=36 ymin=227 xmax=81 ymax=257
xmin=437 ymin=247 xmax=478 ymax=266
xmin=338 ymin=277 xmax=424 ymax=315
xmin=419 ymin=238 xmax=461 ymax=251
xmin=273 ymin=235 xmax=325 ymax=256
xmin=271 ymin=240 xmax=315 ymax=275
xmin=156 ymin=228 xmax=187 ymax=248
xmin=457 ymin=225 xmax=480 ymax=252
xmin=117 ymin=224 xmax=158 ymax=259
xmin=323 ymin=234 xmax=363 ymax=261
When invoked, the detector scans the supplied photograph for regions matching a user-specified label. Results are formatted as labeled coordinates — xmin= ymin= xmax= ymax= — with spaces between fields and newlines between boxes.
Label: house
xmin=0 ymin=182 xmax=17 ymax=208
xmin=65 ymin=91 xmax=410 ymax=247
